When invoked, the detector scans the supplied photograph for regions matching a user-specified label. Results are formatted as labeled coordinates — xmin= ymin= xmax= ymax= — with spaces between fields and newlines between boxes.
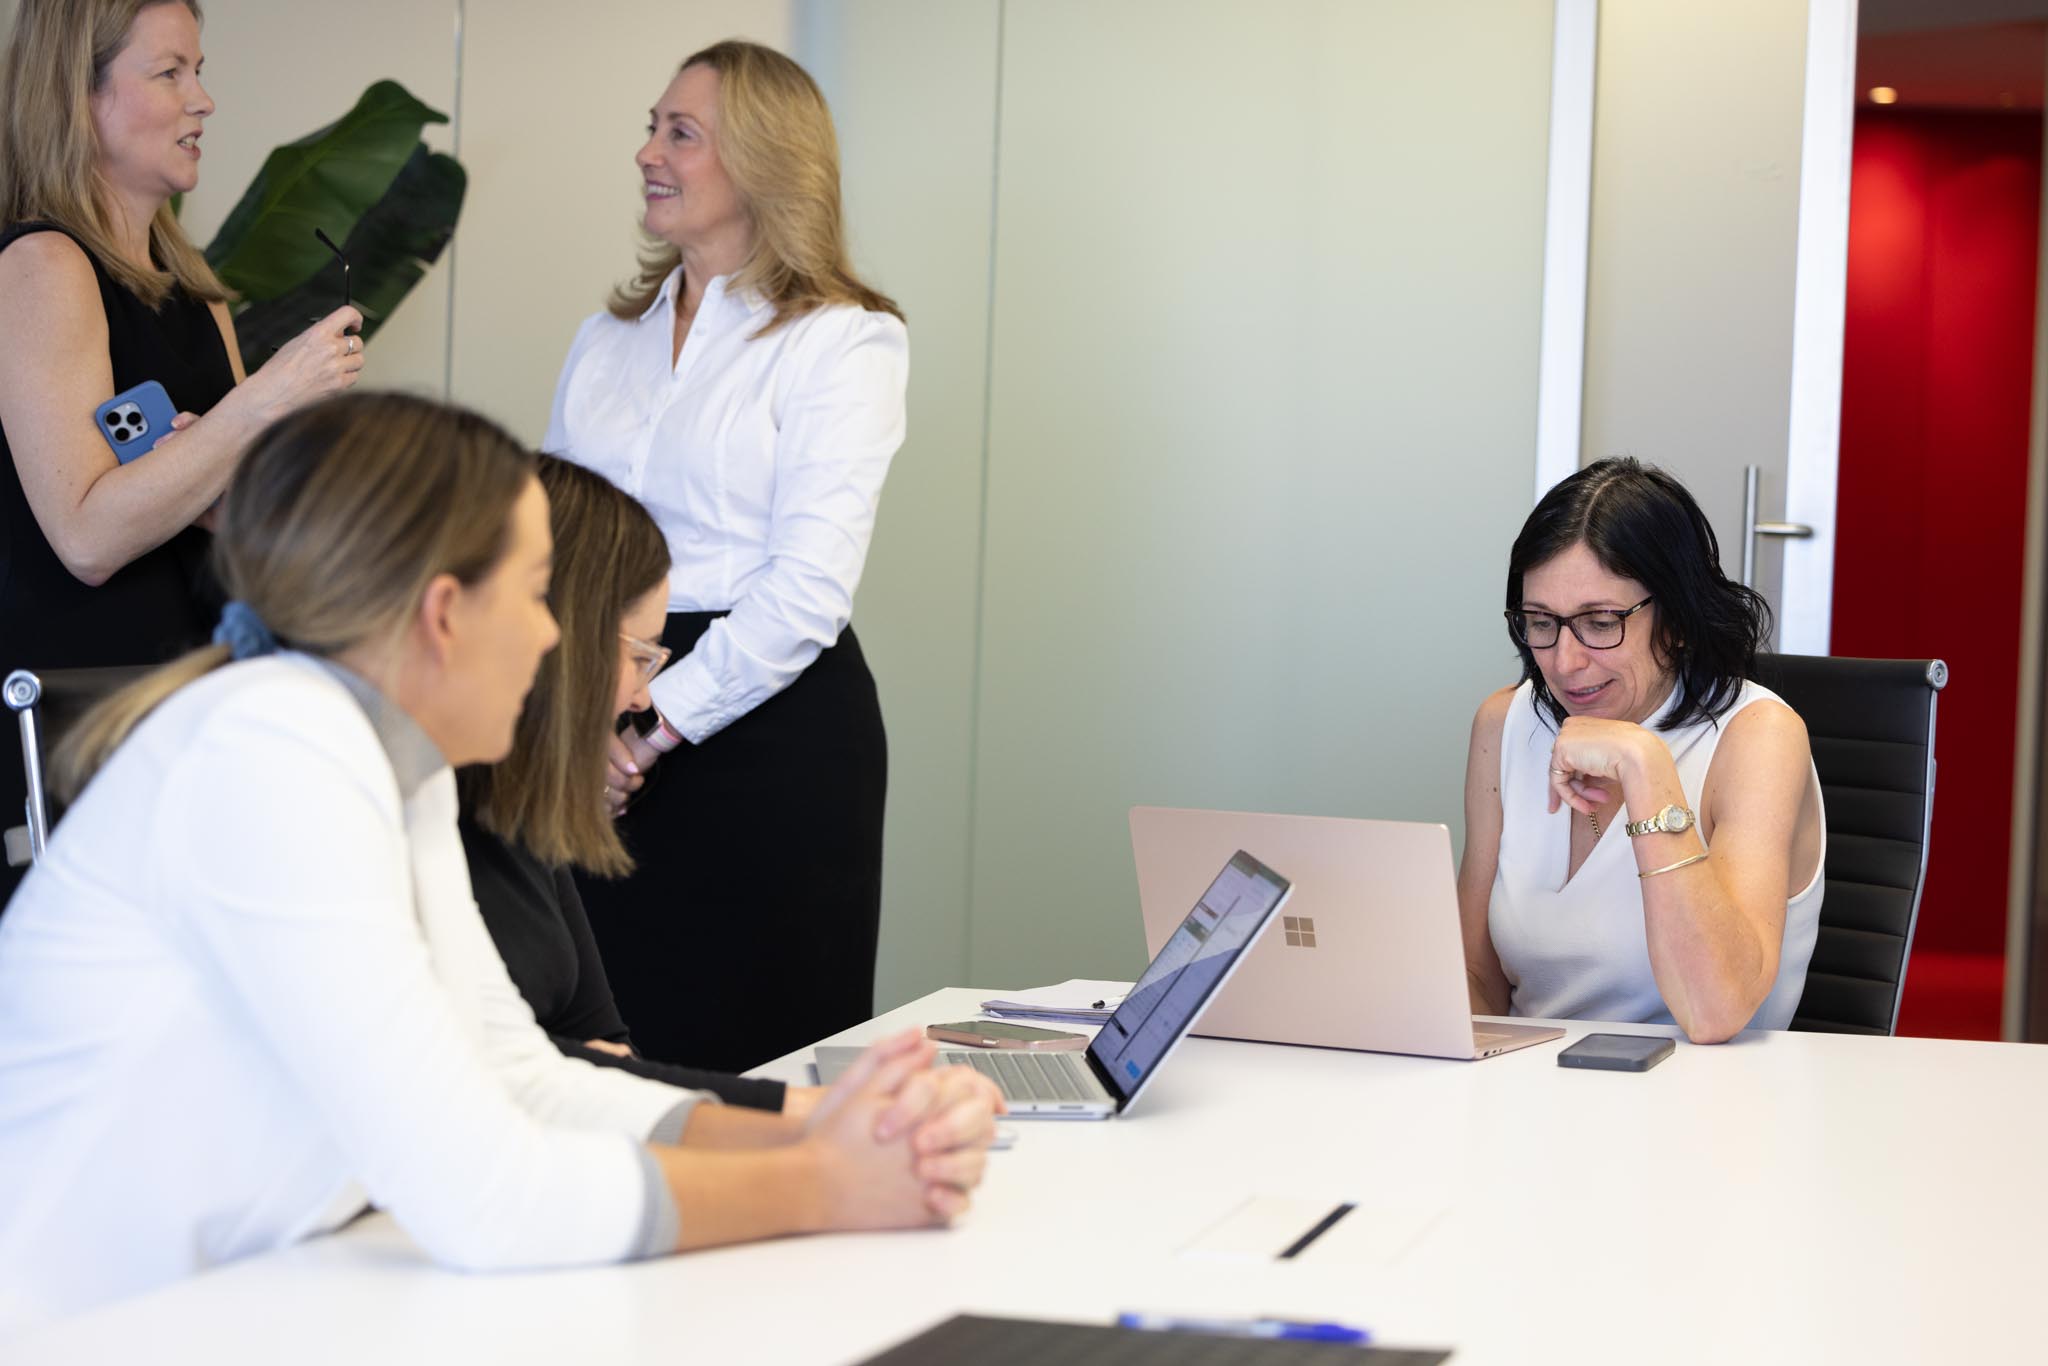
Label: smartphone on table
xmin=94 ymin=381 xmax=178 ymax=464
xmin=925 ymin=1019 xmax=1088 ymax=1051
xmin=1557 ymin=1033 xmax=1675 ymax=1072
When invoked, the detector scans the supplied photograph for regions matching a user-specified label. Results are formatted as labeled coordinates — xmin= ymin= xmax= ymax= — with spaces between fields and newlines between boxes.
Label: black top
xmin=458 ymin=808 xmax=787 ymax=1112
xmin=1 ymin=222 xmax=236 ymax=908
xmin=0 ymin=221 xmax=234 ymax=674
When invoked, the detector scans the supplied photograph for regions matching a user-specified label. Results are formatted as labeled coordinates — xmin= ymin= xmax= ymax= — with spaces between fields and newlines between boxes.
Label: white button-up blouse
xmin=545 ymin=267 xmax=909 ymax=743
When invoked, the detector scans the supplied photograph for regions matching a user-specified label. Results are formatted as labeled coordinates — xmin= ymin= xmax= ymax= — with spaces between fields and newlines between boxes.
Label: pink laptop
xmin=1130 ymin=807 xmax=1563 ymax=1060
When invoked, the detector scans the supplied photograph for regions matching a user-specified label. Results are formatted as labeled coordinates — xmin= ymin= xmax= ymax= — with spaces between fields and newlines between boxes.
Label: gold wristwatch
xmin=1624 ymin=804 xmax=1695 ymax=838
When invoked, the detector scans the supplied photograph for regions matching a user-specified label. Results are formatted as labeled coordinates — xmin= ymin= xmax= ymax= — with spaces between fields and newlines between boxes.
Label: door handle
xmin=1741 ymin=466 xmax=1813 ymax=588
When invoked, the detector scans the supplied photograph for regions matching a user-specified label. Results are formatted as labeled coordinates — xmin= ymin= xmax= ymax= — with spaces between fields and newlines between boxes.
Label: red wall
xmin=1833 ymin=109 xmax=2042 ymax=958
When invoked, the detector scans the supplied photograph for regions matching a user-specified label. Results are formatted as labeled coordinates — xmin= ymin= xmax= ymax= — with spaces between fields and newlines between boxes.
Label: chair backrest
xmin=5 ymin=665 xmax=154 ymax=867
xmin=1752 ymin=653 xmax=1945 ymax=1035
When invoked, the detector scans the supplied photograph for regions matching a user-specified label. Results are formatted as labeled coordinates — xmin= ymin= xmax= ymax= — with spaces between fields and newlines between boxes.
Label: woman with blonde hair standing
xmin=0 ymin=0 xmax=362 ymax=902
xmin=548 ymin=40 xmax=905 ymax=1070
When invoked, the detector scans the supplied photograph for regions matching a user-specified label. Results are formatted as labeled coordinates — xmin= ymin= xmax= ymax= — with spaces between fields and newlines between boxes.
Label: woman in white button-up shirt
xmin=546 ymin=41 xmax=906 ymax=1071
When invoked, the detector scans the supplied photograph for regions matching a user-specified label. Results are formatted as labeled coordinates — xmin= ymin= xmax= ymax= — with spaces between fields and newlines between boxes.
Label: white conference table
xmin=13 ymin=986 xmax=2048 ymax=1365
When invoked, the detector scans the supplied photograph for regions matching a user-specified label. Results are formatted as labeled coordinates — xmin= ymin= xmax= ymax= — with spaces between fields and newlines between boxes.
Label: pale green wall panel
xmin=794 ymin=0 xmax=1001 ymax=1009
xmin=967 ymin=0 xmax=1557 ymax=988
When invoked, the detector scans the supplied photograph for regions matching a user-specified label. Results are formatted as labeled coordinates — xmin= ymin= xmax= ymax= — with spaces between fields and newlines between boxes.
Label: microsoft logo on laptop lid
xmin=1282 ymin=915 xmax=1317 ymax=948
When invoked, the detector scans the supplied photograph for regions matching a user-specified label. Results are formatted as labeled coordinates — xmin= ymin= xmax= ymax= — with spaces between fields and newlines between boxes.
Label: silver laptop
xmin=816 ymin=850 xmax=1293 ymax=1118
xmin=1130 ymin=807 xmax=1563 ymax=1060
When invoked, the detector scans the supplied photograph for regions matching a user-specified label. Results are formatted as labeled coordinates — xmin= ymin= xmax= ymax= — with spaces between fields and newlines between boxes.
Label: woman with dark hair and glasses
xmin=1456 ymin=458 xmax=1825 ymax=1043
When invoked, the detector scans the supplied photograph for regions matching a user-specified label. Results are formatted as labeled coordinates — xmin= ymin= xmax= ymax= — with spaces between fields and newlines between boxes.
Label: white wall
xmin=957 ymin=0 xmax=1556 ymax=987
xmin=805 ymin=0 xmax=1557 ymax=997
xmin=790 ymin=0 xmax=999 ymax=1008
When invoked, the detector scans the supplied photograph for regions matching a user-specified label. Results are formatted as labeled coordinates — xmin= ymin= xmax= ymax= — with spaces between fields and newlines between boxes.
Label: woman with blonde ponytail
xmin=0 ymin=392 xmax=994 ymax=1333
xmin=548 ymin=39 xmax=906 ymax=1073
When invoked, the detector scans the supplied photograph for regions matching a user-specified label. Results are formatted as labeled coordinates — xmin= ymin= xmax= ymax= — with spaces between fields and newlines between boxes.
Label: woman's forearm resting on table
xmin=679 ymin=1099 xmax=805 ymax=1149
xmin=652 ymin=1143 xmax=825 ymax=1249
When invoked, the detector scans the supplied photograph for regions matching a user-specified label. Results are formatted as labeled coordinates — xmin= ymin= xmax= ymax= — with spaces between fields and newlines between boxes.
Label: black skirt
xmin=573 ymin=612 xmax=887 ymax=1073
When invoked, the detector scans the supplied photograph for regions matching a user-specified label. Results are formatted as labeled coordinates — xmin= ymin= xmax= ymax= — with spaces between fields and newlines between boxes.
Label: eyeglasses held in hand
xmin=620 ymin=632 xmax=672 ymax=685
xmin=314 ymin=227 xmax=352 ymax=316
xmin=1505 ymin=596 xmax=1653 ymax=650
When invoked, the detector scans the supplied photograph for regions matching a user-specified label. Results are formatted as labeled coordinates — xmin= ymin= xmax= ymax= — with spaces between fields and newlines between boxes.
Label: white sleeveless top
xmin=1488 ymin=678 xmax=1825 ymax=1031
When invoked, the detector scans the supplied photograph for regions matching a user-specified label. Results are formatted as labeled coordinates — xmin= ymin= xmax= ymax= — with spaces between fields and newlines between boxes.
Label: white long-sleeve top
xmin=0 ymin=655 xmax=705 ymax=1334
xmin=545 ymin=268 xmax=908 ymax=742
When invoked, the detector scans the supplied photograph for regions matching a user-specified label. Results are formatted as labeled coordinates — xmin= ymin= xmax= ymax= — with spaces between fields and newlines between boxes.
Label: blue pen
xmin=1116 ymin=1312 xmax=1370 ymax=1344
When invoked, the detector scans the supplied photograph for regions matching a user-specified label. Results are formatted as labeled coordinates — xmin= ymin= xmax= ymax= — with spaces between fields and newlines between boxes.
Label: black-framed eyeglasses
xmin=314 ymin=227 xmax=351 ymax=314
xmin=1505 ymin=596 xmax=1653 ymax=650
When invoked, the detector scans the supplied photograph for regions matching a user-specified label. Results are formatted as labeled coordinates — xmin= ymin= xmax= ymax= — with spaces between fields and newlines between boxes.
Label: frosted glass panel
xmin=794 ymin=0 xmax=1001 ymax=1008
xmin=968 ymin=0 xmax=1558 ymax=986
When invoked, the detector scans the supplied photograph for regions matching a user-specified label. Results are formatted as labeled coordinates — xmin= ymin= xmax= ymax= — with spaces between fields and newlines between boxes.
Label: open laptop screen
xmin=1088 ymin=850 xmax=1291 ymax=1109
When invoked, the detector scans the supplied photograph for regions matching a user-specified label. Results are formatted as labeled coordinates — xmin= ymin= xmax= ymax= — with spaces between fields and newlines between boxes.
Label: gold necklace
xmin=1589 ymin=809 xmax=1602 ymax=838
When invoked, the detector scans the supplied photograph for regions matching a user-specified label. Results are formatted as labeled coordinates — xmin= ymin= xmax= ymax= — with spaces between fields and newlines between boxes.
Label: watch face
xmin=1664 ymin=805 xmax=1693 ymax=833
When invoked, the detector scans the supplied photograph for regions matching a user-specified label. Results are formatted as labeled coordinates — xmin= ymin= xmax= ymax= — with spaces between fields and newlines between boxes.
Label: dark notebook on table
xmin=855 ymin=1314 xmax=1453 ymax=1365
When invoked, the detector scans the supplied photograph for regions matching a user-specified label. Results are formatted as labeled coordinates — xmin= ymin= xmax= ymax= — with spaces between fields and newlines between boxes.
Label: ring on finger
xmin=345 ymin=335 xmax=359 ymax=355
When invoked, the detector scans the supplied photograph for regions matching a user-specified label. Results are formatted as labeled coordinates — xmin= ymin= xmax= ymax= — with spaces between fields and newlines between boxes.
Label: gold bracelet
xmin=1638 ymin=852 xmax=1709 ymax=880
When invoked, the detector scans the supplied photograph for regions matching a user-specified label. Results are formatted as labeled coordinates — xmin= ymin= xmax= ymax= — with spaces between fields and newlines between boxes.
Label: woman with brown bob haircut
xmin=0 ymin=393 xmax=994 ymax=1331
xmin=460 ymin=457 xmax=991 ymax=1122
xmin=0 ymin=0 xmax=363 ymax=905
xmin=547 ymin=39 xmax=907 ymax=1072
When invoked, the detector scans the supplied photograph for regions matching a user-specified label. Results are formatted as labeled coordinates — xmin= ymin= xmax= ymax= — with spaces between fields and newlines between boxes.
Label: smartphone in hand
xmin=94 ymin=381 xmax=178 ymax=464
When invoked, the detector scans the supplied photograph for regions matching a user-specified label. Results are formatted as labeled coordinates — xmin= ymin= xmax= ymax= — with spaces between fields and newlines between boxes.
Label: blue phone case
xmin=94 ymin=380 xmax=178 ymax=464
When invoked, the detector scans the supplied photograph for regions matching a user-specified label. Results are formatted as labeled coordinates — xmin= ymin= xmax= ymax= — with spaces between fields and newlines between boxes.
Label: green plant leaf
xmin=229 ymin=146 xmax=467 ymax=369
xmin=205 ymin=80 xmax=448 ymax=302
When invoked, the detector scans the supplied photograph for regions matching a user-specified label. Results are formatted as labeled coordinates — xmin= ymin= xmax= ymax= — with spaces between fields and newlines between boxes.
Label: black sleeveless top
xmin=0 ymin=222 xmax=235 ymax=673
xmin=0 ymin=222 xmax=235 ymax=905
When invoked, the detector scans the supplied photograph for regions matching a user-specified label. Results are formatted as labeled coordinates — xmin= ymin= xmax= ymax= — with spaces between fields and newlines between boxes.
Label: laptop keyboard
xmin=949 ymin=1048 xmax=1097 ymax=1103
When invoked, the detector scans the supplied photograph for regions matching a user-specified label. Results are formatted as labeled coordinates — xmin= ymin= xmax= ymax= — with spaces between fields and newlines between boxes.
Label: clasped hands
xmin=793 ymin=1027 xmax=1005 ymax=1225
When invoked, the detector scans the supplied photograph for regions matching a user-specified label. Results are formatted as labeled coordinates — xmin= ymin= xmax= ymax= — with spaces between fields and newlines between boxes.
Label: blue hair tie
xmin=213 ymin=600 xmax=278 ymax=661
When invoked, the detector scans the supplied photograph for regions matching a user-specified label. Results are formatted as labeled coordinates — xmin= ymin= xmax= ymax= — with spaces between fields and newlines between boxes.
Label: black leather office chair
xmin=1752 ymin=653 xmax=1945 ymax=1036
xmin=5 ymin=666 xmax=152 ymax=868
